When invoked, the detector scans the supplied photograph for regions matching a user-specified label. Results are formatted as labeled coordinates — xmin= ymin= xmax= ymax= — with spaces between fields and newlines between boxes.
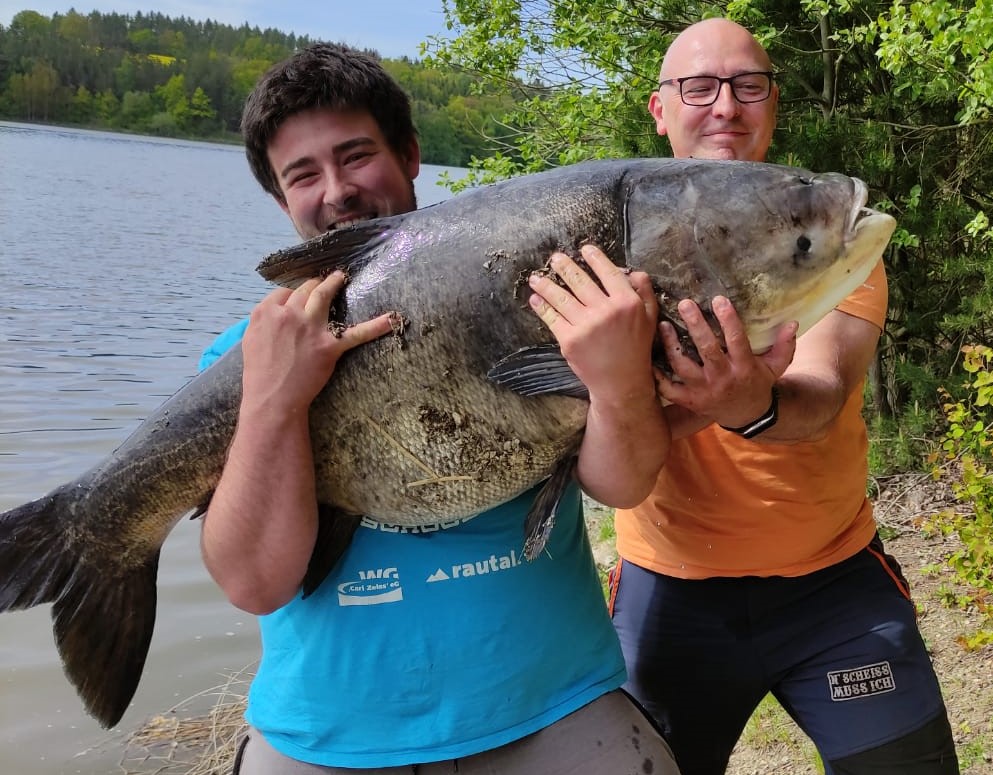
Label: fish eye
xmin=797 ymin=235 xmax=812 ymax=252
xmin=797 ymin=176 xmax=813 ymax=186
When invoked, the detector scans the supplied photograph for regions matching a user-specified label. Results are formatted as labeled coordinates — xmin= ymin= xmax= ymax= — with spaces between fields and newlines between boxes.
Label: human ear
xmin=648 ymin=91 xmax=668 ymax=137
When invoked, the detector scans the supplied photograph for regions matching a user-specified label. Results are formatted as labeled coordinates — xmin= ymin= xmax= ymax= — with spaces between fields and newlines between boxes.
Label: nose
xmin=710 ymin=82 xmax=741 ymax=118
xmin=322 ymin=172 xmax=358 ymax=209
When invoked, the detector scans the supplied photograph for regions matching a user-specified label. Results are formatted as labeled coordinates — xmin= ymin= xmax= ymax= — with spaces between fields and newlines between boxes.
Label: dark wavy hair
xmin=241 ymin=42 xmax=417 ymax=202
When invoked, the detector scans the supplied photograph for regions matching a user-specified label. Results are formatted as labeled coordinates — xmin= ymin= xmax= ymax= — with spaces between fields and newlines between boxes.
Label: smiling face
xmin=267 ymin=106 xmax=420 ymax=240
xmin=648 ymin=18 xmax=779 ymax=162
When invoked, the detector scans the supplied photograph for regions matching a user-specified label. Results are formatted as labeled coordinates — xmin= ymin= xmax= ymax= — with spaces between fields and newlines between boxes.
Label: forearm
xmin=199 ymin=275 xmax=396 ymax=613
xmin=666 ymin=371 xmax=852 ymax=444
xmin=201 ymin=406 xmax=318 ymax=614
xmin=748 ymin=371 xmax=847 ymax=444
xmin=733 ymin=312 xmax=879 ymax=444
xmin=660 ymin=307 xmax=880 ymax=445
xmin=663 ymin=402 xmax=713 ymax=440
xmin=576 ymin=387 xmax=670 ymax=507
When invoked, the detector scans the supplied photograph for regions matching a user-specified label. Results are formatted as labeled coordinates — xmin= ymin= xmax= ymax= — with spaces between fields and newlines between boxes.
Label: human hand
xmin=657 ymin=295 xmax=797 ymax=428
xmin=528 ymin=244 xmax=659 ymax=404
xmin=241 ymin=272 xmax=395 ymax=415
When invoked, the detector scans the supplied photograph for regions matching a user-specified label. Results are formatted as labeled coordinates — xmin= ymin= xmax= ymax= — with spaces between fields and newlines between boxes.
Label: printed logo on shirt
xmin=426 ymin=549 xmax=522 ymax=584
xmin=359 ymin=515 xmax=472 ymax=533
xmin=827 ymin=661 xmax=895 ymax=701
xmin=337 ymin=567 xmax=404 ymax=607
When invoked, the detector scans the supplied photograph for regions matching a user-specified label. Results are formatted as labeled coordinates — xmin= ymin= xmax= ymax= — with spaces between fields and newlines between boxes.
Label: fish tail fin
xmin=0 ymin=494 xmax=74 ymax=610
xmin=523 ymin=453 xmax=579 ymax=561
xmin=0 ymin=493 xmax=159 ymax=728
xmin=53 ymin=554 xmax=159 ymax=728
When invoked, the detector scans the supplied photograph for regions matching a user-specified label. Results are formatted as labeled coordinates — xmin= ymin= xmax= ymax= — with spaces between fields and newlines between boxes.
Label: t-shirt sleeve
xmin=198 ymin=318 xmax=249 ymax=372
xmin=837 ymin=259 xmax=887 ymax=330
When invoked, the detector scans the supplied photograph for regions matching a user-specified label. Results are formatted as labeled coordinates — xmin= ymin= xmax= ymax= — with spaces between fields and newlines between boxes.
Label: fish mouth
xmin=744 ymin=178 xmax=896 ymax=353
xmin=845 ymin=178 xmax=871 ymax=236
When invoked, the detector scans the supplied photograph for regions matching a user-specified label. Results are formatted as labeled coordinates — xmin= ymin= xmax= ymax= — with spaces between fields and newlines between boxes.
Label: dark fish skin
xmin=0 ymin=157 xmax=895 ymax=728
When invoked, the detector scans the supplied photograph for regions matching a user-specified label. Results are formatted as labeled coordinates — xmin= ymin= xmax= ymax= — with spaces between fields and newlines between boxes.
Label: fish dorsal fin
xmin=487 ymin=343 xmax=590 ymax=400
xmin=256 ymin=215 xmax=406 ymax=287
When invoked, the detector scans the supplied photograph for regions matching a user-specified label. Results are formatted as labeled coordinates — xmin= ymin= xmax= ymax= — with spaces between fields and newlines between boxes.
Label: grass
xmin=735 ymin=694 xmax=824 ymax=773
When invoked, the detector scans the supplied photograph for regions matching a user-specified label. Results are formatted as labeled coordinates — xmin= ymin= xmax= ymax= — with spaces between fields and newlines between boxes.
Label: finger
xmin=279 ymin=278 xmax=322 ymax=313
xmin=652 ymin=365 xmax=672 ymax=395
xmin=678 ymin=299 xmax=726 ymax=367
xmin=304 ymin=272 xmax=346 ymax=317
xmin=579 ymin=244 xmax=629 ymax=293
xmin=629 ymin=271 xmax=659 ymax=317
xmin=528 ymin=291 xmax=563 ymax=331
xmin=264 ymin=286 xmax=294 ymax=306
xmin=655 ymin=366 xmax=692 ymax=405
xmin=659 ymin=320 xmax=699 ymax=374
xmin=289 ymin=276 xmax=322 ymax=298
xmin=528 ymin=271 xmax=578 ymax=324
xmin=337 ymin=312 xmax=396 ymax=349
xmin=760 ymin=320 xmax=799 ymax=378
xmin=547 ymin=251 xmax=603 ymax=306
xmin=712 ymin=296 xmax=750 ymax=359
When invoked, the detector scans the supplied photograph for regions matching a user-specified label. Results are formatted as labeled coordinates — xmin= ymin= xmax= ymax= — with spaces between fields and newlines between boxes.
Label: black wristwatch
xmin=719 ymin=386 xmax=780 ymax=439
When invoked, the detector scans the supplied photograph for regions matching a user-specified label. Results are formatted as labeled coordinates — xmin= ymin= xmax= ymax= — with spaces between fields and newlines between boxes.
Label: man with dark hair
xmin=200 ymin=43 xmax=679 ymax=774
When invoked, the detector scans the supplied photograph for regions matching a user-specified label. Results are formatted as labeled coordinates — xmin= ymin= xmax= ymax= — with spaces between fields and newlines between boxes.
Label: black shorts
xmin=609 ymin=535 xmax=958 ymax=774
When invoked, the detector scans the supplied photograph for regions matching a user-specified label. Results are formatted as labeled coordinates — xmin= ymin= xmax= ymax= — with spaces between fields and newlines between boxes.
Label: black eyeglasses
xmin=658 ymin=71 xmax=775 ymax=106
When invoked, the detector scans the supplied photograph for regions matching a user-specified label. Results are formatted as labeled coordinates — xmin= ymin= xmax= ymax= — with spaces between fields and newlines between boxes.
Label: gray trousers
xmin=233 ymin=688 xmax=680 ymax=774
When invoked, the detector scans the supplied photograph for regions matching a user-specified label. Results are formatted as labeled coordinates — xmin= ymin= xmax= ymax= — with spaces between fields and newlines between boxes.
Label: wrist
xmin=719 ymin=385 xmax=780 ymax=439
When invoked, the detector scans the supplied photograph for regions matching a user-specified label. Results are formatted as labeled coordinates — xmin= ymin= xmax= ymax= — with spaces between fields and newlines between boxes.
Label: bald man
xmin=608 ymin=18 xmax=959 ymax=775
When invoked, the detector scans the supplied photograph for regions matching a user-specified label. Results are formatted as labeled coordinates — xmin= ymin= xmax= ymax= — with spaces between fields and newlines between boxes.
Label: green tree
xmin=188 ymin=85 xmax=218 ymax=132
xmin=119 ymin=89 xmax=155 ymax=129
xmin=154 ymin=72 xmax=191 ymax=126
xmin=94 ymin=88 xmax=120 ymax=125
xmin=7 ymin=59 xmax=60 ymax=120
xmin=69 ymin=84 xmax=94 ymax=123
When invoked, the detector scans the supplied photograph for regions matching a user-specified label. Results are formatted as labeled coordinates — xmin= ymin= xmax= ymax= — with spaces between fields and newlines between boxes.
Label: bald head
xmin=660 ymin=18 xmax=773 ymax=82
xmin=649 ymin=18 xmax=778 ymax=161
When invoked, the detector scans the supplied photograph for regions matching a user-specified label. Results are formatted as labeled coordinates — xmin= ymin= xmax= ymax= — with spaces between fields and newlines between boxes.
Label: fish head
xmin=625 ymin=159 xmax=896 ymax=352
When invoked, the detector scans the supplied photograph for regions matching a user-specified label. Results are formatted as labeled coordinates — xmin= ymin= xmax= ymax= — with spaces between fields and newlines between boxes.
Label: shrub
xmin=928 ymin=345 xmax=993 ymax=644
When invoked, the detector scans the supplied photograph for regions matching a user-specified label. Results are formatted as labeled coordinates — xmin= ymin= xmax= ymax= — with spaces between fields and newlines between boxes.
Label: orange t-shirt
xmin=615 ymin=260 xmax=888 ymax=579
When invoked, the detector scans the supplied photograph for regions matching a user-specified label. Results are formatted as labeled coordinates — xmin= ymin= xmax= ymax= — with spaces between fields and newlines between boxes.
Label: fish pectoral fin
xmin=256 ymin=217 xmax=403 ymax=287
xmin=301 ymin=506 xmax=363 ymax=599
xmin=523 ymin=452 xmax=579 ymax=561
xmin=487 ymin=344 xmax=589 ymax=400
xmin=188 ymin=497 xmax=212 ymax=520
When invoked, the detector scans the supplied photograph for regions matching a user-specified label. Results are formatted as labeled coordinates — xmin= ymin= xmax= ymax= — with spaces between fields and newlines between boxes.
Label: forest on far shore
xmin=0 ymin=8 xmax=520 ymax=166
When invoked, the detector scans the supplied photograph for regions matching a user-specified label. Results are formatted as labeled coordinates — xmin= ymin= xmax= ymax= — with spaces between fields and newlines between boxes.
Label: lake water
xmin=0 ymin=121 xmax=465 ymax=774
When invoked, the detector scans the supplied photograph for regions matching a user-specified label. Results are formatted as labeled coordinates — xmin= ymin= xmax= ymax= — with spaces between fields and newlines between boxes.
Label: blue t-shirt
xmin=201 ymin=323 xmax=625 ymax=768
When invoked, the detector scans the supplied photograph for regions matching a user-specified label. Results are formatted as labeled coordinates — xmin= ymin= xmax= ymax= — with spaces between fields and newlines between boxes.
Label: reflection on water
xmin=0 ymin=121 xmax=464 ymax=774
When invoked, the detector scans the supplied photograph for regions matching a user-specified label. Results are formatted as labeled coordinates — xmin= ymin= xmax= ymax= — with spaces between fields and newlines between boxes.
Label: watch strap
xmin=719 ymin=385 xmax=780 ymax=439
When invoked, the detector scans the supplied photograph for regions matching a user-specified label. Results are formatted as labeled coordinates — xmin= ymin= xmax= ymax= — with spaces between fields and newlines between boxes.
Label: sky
xmin=0 ymin=1 xmax=451 ymax=60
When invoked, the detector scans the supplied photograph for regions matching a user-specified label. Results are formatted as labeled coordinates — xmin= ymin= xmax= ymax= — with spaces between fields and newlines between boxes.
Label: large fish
xmin=0 ymin=157 xmax=895 ymax=728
